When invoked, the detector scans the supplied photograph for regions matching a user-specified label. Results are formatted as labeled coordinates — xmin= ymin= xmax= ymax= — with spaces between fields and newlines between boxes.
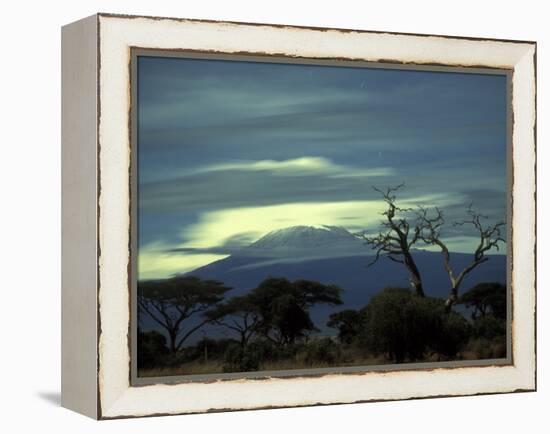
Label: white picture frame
xmin=61 ymin=13 xmax=536 ymax=419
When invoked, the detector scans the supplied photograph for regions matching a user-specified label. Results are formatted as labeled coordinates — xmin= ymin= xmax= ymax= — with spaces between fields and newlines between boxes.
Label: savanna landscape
xmin=137 ymin=185 xmax=507 ymax=377
xmin=136 ymin=55 xmax=508 ymax=378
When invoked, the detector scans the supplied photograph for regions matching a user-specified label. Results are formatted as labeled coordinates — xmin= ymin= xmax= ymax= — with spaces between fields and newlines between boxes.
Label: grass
xmin=138 ymin=360 xmax=225 ymax=377
xmin=259 ymin=355 xmax=385 ymax=371
xmin=139 ymin=353 xmax=389 ymax=377
xmin=137 ymin=335 xmax=507 ymax=378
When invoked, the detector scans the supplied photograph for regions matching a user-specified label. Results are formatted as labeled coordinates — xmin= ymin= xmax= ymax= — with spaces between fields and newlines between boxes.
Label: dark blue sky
xmin=137 ymin=55 xmax=508 ymax=279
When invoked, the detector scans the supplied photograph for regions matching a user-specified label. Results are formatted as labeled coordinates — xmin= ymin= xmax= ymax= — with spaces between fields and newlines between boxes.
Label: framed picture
xmin=61 ymin=13 xmax=536 ymax=419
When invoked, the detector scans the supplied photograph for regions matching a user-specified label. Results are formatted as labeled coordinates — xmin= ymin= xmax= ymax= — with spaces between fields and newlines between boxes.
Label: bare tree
xmin=356 ymin=184 xmax=426 ymax=297
xmin=417 ymin=204 xmax=505 ymax=309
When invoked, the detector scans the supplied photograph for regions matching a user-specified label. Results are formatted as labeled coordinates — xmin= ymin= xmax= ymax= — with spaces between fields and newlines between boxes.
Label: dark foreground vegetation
xmin=138 ymin=278 xmax=507 ymax=377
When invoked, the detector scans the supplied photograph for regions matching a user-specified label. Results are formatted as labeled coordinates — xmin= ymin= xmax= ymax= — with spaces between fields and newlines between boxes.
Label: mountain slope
xmin=188 ymin=250 xmax=506 ymax=307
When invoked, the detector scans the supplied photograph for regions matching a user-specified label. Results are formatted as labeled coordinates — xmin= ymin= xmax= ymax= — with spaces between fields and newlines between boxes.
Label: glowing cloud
xmin=193 ymin=156 xmax=395 ymax=178
xmin=138 ymin=241 xmax=227 ymax=280
xmin=139 ymin=193 xmax=479 ymax=279
xmin=179 ymin=200 xmax=385 ymax=250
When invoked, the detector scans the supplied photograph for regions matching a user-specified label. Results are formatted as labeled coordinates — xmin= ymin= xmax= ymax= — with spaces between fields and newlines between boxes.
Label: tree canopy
xmin=361 ymin=287 xmax=470 ymax=362
xmin=459 ymin=282 xmax=506 ymax=320
xmin=206 ymin=294 xmax=261 ymax=347
xmin=138 ymin=276 xmax=231 ymax=352
xmin=248 ymin=277 xmax=343 ymax=345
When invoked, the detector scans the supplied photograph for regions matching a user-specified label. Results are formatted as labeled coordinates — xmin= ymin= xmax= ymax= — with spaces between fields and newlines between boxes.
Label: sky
xmin=137 ymin=55 xmax=508 ymax=280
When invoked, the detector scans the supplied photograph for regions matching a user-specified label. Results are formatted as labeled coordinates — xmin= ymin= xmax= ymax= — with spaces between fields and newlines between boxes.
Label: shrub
xmin=222 ymin=343 xmax=262 ymax=372
xmin=432 ymin=310 xmax=471 ymax=359
xmin=221 ymin=339 xmax=288 ymax=373
xmin=195 ymin=338 xmax=238 ymax=359
xmin=472 ymin=315 xmax=506 ymax=340
xmin=302 ymin=337 xmax=340 ymax=365
xmin=465 ymin=337 xmax=507 ymax=359
xmin=361 ymin=288 xmax=431 ymax=362
xmin=137 ymin=329 xmax=169 ymax=369
xmin=459 ymin=282 xmax=507 ymax=320
xmin=361 ymin=288 xmax=471 ymax=362
xmin=327 ymin=310 xmax=364 ymax=344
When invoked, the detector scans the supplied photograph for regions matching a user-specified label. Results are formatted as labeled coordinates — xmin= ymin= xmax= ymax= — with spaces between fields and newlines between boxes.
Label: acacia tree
xmin=458 ymin=282 xmax=507 ymax=320
xmin=356 ymin=184 xmax=426 ymax=296
xmin=249 ymin=277 xmax=343 ymax=345
xmin=138 ymin=276 xmax=231 ymax=353
xmin=417 ymin=204 xmax=505 ymax=308
xmin=206 ymin=294 xmax=261 ymax=348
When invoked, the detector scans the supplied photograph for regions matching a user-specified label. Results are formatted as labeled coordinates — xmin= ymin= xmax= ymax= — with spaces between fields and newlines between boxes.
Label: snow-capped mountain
xmin=238 ymin=225 xmax=369 ymax=259
xmin=250 ymin=225 xmax=357 ymax=249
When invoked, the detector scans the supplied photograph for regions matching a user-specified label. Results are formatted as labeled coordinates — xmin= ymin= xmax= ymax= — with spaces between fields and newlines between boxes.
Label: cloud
xmin=138 ymin=191 xmax=502 ymax=279
xmin=139 ymin=157 xmax=400 ymax=213
xmin=166 ymin=232 xmax=258 ymax=255
xmin=138 ymin=241 xmax=228 ymax=280
xmin=192 ymin=156 xmax=395 ymax=178
xmin=178 ymin=192 xmax=460 ymax=251
xmin=139 ymin=200 xmax=387 ymax=278
xmin=178 ymin=200 xmax=385 ymax=251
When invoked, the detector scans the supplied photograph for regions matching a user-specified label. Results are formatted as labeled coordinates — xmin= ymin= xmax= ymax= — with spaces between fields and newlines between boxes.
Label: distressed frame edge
xmin=94 ymin=14 xmax=537 ymax=419
xmin=95 ymin=11 xmax=537 ymax=46
xmin=61 ymin=13 xmax=100 ymax=420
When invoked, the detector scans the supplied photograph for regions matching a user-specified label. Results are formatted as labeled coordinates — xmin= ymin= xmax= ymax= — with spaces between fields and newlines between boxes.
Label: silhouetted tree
xmin=461 ymin=284 xmax=507 ymax=347
xmin=458 ymin=282 xmax=507 ymax=320
xmin=137 ymin=276 xmax=231 ymax=353
xmin=249 ymin=277 xmax=343 ymax=345
xmin=206 ymin=294 xmax=261 ymax=347
xmin=361 ymin=288 xmax=431 ymax=362
xmin=137 ymin=328 xmax=169 ymax=369
xmin=327 ymin=309 xmax=364 ymax=344
xmin=430 ymin=309 xmax=471 ymax=359
xmin=361 ymin=287 xmax=470 ymax=362
xmin=356 ymin=184 xmax=426 ymax=296
xmin=417 ymin=205 xmax=505 ymax=308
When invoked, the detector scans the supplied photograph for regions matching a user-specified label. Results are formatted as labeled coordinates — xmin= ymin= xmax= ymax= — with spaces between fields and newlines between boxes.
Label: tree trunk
xmin=240 ymin=331 xmax=248 ymax=348
xmin=444 ymin=287 xmax=459 ymax=311
xmin=404 ymin=252 xmax=425 ymax=297
xmin=168 ymin=330 xmax=178 ymax=353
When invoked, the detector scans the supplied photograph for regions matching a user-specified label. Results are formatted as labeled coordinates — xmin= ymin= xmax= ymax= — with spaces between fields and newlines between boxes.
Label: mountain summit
xmin=251 ymin=225 xmax=356 ymax=248
xmin=240 ymin=225 xmax=368 ymax=259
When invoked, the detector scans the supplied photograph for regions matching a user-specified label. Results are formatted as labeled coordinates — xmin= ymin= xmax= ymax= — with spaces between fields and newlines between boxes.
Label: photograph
xmin=59 ymin=12 xmax=537 ymax=419
xmin=134 ymin=54 xmax=509 ymax=379
xmin=0 ymin=0 xmax=542 ymax=428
